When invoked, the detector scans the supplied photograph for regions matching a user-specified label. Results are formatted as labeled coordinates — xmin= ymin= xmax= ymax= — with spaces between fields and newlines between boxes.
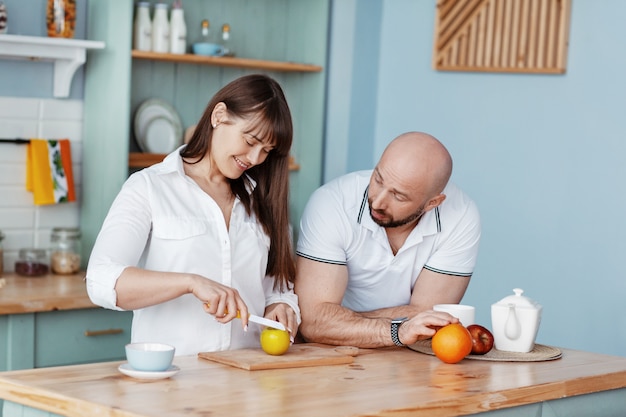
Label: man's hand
xmin=396 ymin=310 xmax=459 ymax=346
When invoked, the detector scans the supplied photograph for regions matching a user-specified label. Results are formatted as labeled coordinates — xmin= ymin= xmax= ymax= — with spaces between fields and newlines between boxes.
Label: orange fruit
xmin=260 ymin=328 xmax=290 ymax=356
xmin=431 ymin=323 xmax=472 ymax=364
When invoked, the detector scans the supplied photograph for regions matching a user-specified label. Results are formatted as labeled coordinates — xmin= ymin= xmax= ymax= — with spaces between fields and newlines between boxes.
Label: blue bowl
xmin=125 ymin=342 xmax=175 ymax=372
xmin=192 ymin=42 xmax=225 ymax=57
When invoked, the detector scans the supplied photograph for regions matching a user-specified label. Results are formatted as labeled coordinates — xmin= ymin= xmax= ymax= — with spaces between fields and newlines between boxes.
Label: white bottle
xmin=169 ymin=5 xmax=187 ymax=54
xmin=152 ymin=3 xmax=170 ymax=53
xmin=133 ymin=2 xmax=152 ymax=51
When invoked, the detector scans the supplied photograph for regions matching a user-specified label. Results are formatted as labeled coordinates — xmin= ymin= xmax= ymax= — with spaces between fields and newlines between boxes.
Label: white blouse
xmin=86 ymin=147 xmax=300 ymax=356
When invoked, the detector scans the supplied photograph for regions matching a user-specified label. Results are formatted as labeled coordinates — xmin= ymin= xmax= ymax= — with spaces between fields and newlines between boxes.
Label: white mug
xmin=433 ymin=304 xmax=476 ymax=327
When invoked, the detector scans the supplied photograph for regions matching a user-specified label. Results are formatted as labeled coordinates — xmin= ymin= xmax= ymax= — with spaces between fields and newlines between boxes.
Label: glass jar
xmin=15 ymin=248 xmax=49 ymax=277
xmin=0 ymin=230 xmax=5 ymax=277
xmin=46 ymin=0 xmax=76 ymax=38
xmin=221 ymin=23 xmax=233 ymax=56
xmin=50 ymin=227 xmax=81 ymax=274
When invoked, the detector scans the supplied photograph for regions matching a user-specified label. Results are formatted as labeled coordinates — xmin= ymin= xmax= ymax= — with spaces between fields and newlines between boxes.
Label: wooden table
xmin=1 ymin=345 xmax=625 ymax=417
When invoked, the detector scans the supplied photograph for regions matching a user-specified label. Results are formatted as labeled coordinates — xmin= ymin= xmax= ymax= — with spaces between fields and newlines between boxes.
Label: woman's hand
xmin=191 ymin=275 xmax=250 ymax=328
xmin=265 ymin=302 xmax=299 ymax=342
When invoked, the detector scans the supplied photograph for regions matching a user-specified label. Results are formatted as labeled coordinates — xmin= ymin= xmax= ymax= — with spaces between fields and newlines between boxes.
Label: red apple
xmin=466 ymin=324 xmax=494 ymax=355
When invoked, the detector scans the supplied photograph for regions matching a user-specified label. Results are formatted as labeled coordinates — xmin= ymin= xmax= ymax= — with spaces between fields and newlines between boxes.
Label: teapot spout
xmin=504 ymin=303 xmax=521 ymax=340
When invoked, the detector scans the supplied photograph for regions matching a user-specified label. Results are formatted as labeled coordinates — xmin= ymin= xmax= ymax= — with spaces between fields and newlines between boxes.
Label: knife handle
xmin=205 ymin=304 xmax=244 ymax=319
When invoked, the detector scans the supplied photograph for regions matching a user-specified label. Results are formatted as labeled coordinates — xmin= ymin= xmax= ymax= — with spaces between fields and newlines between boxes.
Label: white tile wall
xmin=0 ymin=96 xmax=83 ymax=273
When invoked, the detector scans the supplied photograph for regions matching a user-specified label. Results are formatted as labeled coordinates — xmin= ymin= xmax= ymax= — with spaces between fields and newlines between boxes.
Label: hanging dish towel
xmin=26 ymin=139 xmax=76 ymax=205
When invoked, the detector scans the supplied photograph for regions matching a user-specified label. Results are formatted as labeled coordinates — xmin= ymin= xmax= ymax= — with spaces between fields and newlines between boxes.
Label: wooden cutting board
xmin=198 ymin=343 xmax=356 ymax=371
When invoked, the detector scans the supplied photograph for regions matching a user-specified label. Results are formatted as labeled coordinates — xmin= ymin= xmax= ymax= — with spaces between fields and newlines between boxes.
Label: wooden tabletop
xmin=0 ymin=272 xmax=95 ymax=314
xmin=1 ymin=344 xmax=625 ymax=417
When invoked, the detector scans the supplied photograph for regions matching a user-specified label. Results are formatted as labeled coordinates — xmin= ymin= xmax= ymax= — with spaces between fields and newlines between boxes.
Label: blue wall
xmin=0 ymin=0 xmax=87 ymax=99
xmin=326 ymin=0 xmax=626 ymax=357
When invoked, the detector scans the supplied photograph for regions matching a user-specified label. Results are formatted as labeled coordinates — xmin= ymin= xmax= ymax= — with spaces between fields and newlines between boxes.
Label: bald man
xmin=294 ymin=132 xmax=481 ymax=348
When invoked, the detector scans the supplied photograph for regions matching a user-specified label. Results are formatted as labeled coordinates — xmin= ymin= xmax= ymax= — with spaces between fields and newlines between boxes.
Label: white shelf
xmin=0 ymin=34 xmax=105 ymax=98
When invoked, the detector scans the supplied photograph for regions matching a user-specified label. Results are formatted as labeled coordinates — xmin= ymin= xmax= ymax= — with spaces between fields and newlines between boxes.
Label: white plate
xmin=118 ymin=363 xmax=180 ymax=380
xmin=133 ymin=98 xmax=184 ymax=154
xmin=142 ymin=115 xmax=182 ymax=154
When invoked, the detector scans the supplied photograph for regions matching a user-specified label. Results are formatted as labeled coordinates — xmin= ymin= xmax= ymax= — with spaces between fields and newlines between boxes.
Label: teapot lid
xmin=493 ymin=288 xmax=542 ymax=309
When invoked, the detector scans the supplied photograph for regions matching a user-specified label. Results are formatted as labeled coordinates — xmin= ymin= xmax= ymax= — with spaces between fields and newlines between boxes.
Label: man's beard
xmin=369 ymin=203 xmax=425 ymax=228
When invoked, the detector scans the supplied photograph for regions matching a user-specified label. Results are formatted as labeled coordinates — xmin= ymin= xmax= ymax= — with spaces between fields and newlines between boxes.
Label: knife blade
xmin=247 ymin=314 xmax=287 ymax=331
xmin=206 ymin=304 xmax=286 ymax=331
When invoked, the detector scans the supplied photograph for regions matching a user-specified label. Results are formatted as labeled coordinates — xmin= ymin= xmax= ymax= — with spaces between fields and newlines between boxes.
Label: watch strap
xmin=391 ymin=317 xmax=408 ymax=347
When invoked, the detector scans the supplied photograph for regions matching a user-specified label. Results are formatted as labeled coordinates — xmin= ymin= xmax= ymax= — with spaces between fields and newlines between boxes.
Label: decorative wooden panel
xmin=433 ymin=0 xmax=571 ymax=74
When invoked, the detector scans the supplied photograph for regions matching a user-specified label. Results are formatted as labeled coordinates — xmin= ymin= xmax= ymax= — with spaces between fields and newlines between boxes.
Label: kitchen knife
xmin=246 ymin=314 xmax=287 ymax=331
xmin=206 ymin=304 xmax=287 ymax=331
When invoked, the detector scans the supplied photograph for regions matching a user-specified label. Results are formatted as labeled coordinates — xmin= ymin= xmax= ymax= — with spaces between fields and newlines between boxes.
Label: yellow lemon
xmin=260 ymin=328 xmax=290 ymax=356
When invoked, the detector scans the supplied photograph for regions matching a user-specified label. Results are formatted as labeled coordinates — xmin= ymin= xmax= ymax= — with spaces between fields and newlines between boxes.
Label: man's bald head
xmin=378 ymin=132 xmax=453 ymax=197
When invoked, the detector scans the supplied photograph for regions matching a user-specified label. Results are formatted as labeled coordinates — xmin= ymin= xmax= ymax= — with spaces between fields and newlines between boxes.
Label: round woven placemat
xmin=408 ymin=340 xmax=562 ymax=362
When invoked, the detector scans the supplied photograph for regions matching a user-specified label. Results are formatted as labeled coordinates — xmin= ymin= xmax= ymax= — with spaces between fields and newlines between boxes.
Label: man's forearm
xmin=300 ymin=302 xmax=396 ymax=348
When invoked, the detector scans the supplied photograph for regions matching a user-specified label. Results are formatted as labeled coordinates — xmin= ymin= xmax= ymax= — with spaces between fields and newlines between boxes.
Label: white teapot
xmin=491 ymin=288 xmax=542 ymax=353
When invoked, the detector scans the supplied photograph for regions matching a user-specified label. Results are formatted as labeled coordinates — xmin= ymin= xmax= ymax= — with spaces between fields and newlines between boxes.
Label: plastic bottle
xmin=152 ymin=3 xmax=170 ymax=53
xmin=133 ymin=2 xmax=152 ymax=51
xmin=169 ymin=1 xmax=187 ymax=54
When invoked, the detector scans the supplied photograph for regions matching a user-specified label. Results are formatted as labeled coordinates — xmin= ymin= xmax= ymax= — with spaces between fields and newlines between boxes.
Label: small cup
xmin=433 ymin=304 xmax=476 ymax=327
xmin=125 ymin=342 xmax=175 ymax=372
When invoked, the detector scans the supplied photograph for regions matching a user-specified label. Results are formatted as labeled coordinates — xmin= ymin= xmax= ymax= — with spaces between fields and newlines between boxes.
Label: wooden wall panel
xmin=433 ymin=0 xmax=571 ymax=74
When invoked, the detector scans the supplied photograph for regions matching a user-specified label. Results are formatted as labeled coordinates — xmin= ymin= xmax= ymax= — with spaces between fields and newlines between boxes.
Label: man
xmin=295 ymin=132 xmax=481 ymax=348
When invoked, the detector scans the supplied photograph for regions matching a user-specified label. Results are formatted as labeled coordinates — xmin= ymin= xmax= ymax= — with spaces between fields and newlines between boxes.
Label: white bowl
xmin=125 ymin=342 xmax=175 ymax=372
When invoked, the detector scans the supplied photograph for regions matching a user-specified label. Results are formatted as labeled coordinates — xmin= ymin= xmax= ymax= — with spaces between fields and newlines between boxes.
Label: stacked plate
xmin=134 ymin=99 xmax=184 ymax=154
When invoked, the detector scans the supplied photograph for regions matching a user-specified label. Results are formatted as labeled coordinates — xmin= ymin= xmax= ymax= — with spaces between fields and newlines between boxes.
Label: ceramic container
xmin=192 ymin=42 xmax=225 ymax=56
xmin=125 ymin=342 xmax=175 ymax=372
xmin=491 ymin=288 xmax=542 ymax=353
xmin=433 ymin=304 xmax=475 ymax=327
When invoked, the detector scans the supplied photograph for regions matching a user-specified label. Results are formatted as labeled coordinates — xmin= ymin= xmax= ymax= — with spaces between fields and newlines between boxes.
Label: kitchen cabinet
xmin=81 ymin=0 xmax=330 ymax=259
xmin=0 ymin=273 xmax=131 ymax=372
xmin=0 ymin=308 xmax=131 ymax=371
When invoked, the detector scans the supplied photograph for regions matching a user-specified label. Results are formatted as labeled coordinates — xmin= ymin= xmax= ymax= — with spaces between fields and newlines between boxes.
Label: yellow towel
xmin=26 ymin=139 xmax=76 ymax=205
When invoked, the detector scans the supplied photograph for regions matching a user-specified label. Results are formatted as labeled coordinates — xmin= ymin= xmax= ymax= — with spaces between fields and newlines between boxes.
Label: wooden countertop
xmin=0 ymin=272 xmax=95 ymax=314
xmin=1 ymin=345 xmax=625 ymax=417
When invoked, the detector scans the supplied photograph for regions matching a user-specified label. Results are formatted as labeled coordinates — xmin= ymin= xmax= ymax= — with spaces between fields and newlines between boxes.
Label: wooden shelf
xmin=129 ymin=152 xmax=300 ymax=171
xmin=131 ymin=50 xmax=322 ymax=73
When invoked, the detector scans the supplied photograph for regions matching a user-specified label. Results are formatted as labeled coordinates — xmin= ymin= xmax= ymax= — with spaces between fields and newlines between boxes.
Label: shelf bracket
xmin=0 ymin=34 xmax=105 ymax=98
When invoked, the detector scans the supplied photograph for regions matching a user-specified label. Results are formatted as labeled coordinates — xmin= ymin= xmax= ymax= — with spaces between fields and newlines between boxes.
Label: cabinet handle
xmin=84 ymin=328 xmax=124 ymax=337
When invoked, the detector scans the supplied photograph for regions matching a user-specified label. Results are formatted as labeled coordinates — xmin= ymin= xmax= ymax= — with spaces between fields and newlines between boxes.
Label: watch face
xmin=393 ymin=317 xmax=409 ymax=323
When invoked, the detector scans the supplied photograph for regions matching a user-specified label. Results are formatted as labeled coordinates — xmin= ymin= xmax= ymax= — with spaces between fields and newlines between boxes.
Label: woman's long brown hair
xmin=180 ymin=74 xmax=295 ymax=291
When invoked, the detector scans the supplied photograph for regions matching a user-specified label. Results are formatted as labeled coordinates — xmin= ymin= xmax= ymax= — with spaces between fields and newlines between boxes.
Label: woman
xmin=86 ymin=74 xmax=299 ymax=356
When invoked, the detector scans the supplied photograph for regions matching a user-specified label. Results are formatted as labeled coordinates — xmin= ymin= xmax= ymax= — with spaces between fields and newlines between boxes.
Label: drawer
xmin=35 ymin=308 xmax=132 ymax=368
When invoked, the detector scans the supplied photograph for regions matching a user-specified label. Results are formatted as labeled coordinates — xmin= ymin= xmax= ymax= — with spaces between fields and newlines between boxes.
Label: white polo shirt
xmin=87 ymin=146 xmax=300 ymax=356
xmin=296 ymin=170 xmax=480 ymax=312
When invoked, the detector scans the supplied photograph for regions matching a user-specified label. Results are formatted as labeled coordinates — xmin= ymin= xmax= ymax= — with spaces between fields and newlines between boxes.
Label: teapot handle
xmin=504 ymin=303 xmax=521 ymax=340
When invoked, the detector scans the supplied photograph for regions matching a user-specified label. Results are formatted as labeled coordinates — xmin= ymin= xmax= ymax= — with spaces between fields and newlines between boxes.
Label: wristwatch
xmin=391 ymin=317 xmax=409 ymax=346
